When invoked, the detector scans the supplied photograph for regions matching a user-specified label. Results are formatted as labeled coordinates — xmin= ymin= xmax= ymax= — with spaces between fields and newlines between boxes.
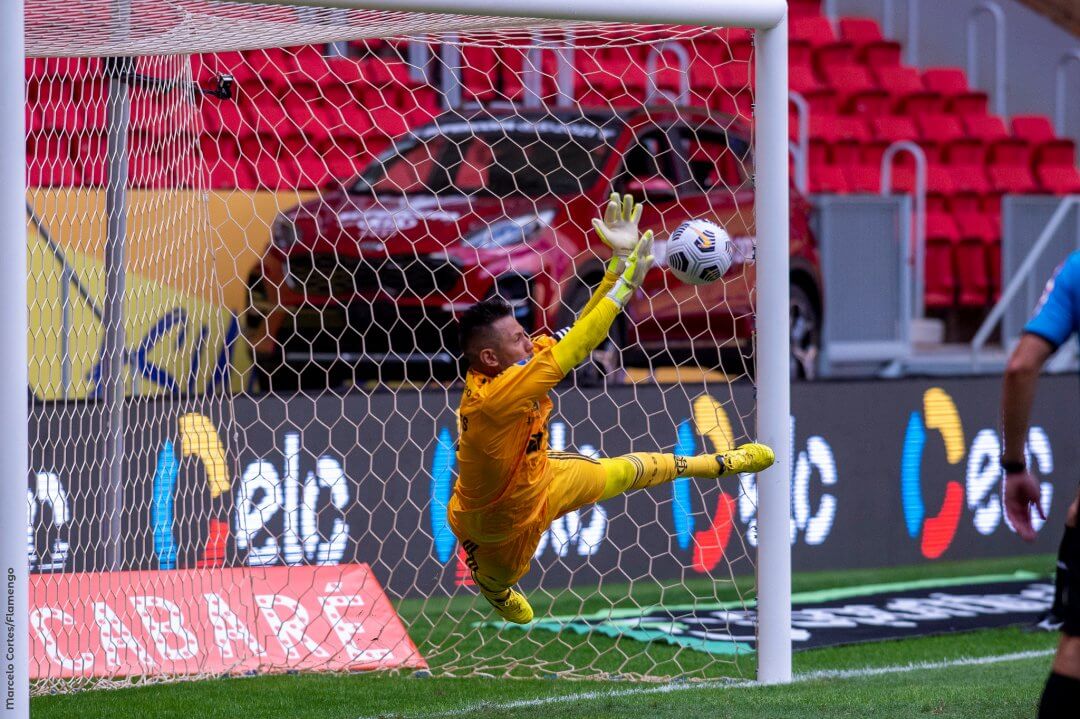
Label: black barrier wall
xmin=28 ymin=376 xmax=1079 ymax=597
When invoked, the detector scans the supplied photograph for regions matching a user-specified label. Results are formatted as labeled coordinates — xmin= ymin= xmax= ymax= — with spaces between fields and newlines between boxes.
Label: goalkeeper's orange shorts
xmin=460 ymin=453 xmax=609 ymax=588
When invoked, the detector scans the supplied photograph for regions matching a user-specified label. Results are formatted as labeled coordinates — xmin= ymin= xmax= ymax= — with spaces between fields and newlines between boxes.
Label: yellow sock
xmin=599 ymin=453 xmax=721 ymax=500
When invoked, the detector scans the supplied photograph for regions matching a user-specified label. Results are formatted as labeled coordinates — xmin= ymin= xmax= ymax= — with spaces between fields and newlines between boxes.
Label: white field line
xmin=358 ymin=649 xmax=1055 ymax=719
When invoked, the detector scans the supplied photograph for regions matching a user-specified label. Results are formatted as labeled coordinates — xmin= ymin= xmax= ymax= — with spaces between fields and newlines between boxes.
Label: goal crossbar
xmin=227 ymin=0 xmax=788 ymax=30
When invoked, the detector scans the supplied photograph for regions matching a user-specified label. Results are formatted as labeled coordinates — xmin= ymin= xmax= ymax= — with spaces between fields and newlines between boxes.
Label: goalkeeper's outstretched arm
xmin=573 ymin=192 xmax=645 ymax=320
xmin=550 ymin=231 xmax=654 ymax=374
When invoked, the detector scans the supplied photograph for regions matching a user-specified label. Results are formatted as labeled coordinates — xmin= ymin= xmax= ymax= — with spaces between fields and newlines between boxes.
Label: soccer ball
xmin=665 ymin=219 xmax=735 ymax=285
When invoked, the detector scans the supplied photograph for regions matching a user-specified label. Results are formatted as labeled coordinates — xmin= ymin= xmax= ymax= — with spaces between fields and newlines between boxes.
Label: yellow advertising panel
xmin=26 ymin=189 xmax=311 ymax=400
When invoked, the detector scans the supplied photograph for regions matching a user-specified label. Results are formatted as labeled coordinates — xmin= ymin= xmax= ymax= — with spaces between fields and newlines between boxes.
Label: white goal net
xmin=18 ymin=0 xmax=792 ymax=695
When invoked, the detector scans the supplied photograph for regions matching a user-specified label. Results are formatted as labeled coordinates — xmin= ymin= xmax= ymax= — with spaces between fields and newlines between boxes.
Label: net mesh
xmin=25 ymin=0 xmax=764 ymax=693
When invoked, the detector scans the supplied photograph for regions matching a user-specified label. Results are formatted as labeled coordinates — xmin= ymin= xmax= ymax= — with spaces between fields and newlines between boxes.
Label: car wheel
xmin=560 ymin=281 xmax=626 ymax=388
xmin=790 ymin=283 xmax=820 ymax=381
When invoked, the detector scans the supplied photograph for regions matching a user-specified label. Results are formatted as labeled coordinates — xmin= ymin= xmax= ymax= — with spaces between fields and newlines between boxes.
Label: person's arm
xmin=486 ymin=234 xmax=655 ymax=414
xmin=552 ymin=230 xmax=654 ymax=373
xmin=1002 ymin=255 xmax=1079 ymax=541
xmin=575 ymin=192 xmax=643 ymax=319
xmin=1001 ymin=334 xmax=1054 ymax=466
xmin=1002 ymin=335 xmax=1054 ymax=541
xmin=576 ymin=261 xmax=621 ymax=320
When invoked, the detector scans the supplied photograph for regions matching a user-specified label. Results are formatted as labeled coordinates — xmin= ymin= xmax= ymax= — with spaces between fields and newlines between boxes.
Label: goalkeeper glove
xmin=592 ymin=192 xmax=644 ymax=275
xmin=606 ymin=230 xmax=655 ymax=307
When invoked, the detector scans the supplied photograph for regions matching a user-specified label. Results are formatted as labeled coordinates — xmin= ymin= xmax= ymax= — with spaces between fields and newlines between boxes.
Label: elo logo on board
xmin=900 ymin=388 xmax=1053 ymax=559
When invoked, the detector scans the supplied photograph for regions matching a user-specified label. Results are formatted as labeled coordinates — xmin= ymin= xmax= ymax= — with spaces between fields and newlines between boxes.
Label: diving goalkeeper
xmin=448 ymin=194 xmax=775 ymax=624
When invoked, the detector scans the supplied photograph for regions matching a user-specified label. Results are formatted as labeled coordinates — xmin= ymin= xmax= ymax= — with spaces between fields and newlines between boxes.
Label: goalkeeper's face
xmin=476 ymin=315 xmax=534 ymax=375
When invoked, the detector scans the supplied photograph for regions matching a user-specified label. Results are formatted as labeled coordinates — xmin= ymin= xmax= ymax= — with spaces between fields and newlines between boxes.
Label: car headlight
xmin=462 ymin=210 xmax=555 ymax=250
xmin=272 ymin=214 xmax=302 ymax=252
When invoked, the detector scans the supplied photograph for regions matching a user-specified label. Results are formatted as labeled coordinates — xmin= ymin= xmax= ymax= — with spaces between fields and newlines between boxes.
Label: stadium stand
xmin=22 ymin=0 xmax=1079 ymax=316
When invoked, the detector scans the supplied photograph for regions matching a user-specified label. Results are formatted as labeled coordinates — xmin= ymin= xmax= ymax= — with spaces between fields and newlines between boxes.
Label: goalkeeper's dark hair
xmin=458 ymin=297 xmax=514 ymax=361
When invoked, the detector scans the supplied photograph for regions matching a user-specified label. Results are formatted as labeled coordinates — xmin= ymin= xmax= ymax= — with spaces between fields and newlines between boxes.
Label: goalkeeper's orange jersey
xmin=447 ymin=334 xmax=564 ymax=544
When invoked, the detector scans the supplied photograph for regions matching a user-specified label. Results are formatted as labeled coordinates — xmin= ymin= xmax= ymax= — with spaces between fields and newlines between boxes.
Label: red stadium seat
xmin=844 ymin=164 xmax=882 ymax=192
xmin=289 ymin=45 xmax=332 ymax=86
xmin=202 ymin=98 xmax=248 ymax=139
xmin=988 ymin=165 xmax=1038 ymax=194
xmin=790 ymin=16 xmax=839 ymax=46
xmin=790 ymin=16 xmax=854 ymax=70
xmin=319 ymin=85 xmax=374 ymax=137
xmin=790 ymin=65 xmax=838 ymax=114
xmin=199 ymin=135 xmax=240 ymax=189
xmin=460 ymin=45 xmax=500 ymax=101
xmin=1011 ymin=115 xmax=1056 ymax=144
xmin=242 ymin=89 xmax=294 ymax=136
xmin=864 ymin=116 xmax=918 ymax=167
xmin=72 ymin=132 xmax=106 ymax=186
xmin=293 ymin=144 xmax=331 ymax=189
xmin=244 ymin=47 xmax=293 ymax=92
xmin=916 ymin=114 xmax=964 ymax=162
xmin=808 ymin=164 xmax=850 ymax=193
xmin=988 ymin=137 xmax=1032 ymax=167
xmin=789 ymin=0 xmax=822 ymax=18
xmin=921 ymin=68 xmax=988 ymax=116
xmin=283 ymin=87 xmax=331 ymax=147
xmin=943 ymin=137 xmax=988 ymax=166
xmin=954 ymin=214 xmax=996 ymax=307
xmin=837 ymin=17 xmax=883 ymax=42
xmin=324 ymin=56 xmax=370 ymax=86
xmin=717 ymin=63 xmax=753 ymax=92
xmin=963 ymin=114 xmax=1009 ymax=142
xmin=789 ymin=38 xmax=813 ymax=68
xmin=837 ymin=17 xmax=902 ymax=67
xmin=948 ymin=165 xmax=992 ymax=195
xmin=924 ymin=213 xmax=959 ymax=309
xmin=1038 ymin=166 xmax=1080 ymax=194
xmin=875 ymin=66 xmax=943 ymax=115
xmin=1034 ymin=138 xmax=1077 ymax=168
xmin=824 ymin=65 xmax=890 ymax=114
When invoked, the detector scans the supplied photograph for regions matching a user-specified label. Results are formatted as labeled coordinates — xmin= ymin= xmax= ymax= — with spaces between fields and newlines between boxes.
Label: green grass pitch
xmin=33 ymin=555 xmax=1061 ymax=719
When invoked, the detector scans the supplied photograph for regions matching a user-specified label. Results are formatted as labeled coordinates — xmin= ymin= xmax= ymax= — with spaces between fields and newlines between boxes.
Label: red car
xmin=243 ymin=106 xmax=822 ymax=389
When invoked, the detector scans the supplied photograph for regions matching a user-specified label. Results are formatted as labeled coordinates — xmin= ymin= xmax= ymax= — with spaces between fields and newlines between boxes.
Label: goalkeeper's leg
xmin=596 ymin=443 xmax=774 ymax=501
xmin=545 ymin=443 xmax=774 ymax=514
xmin=459 ymin=531 xmax=540 ymax=625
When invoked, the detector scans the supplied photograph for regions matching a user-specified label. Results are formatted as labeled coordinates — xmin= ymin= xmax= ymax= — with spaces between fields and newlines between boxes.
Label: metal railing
xmin=645 ymin=41 xmax=690 ymax=105
xmin=1055 ymin=49 xmax=1080 ymax=137
xmin=971 ymin=195 xmax=1080 ymax=356
xmin=789 ymin=90 xmax=809 ymax=196
xmin=524 ymin=31 xmax=575 ymax=109
xmin=966 ymin=0 xmax=1006 ymax=117
xmin=439 ymin=38 xmax=462 ymax=109
xmin=880 ymin=141 xmax=927 ymax=320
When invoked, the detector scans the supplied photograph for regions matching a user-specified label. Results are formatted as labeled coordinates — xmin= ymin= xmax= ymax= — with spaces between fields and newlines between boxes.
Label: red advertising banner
xmin=29 ymin=564 xmax=426 ymax=679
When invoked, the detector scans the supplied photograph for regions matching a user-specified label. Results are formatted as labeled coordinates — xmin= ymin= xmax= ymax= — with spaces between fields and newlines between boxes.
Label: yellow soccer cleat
xmin=717 ymin=442 xmax=775 ymax=476
xmin=477 ymin=583 xmax=534 ymax=625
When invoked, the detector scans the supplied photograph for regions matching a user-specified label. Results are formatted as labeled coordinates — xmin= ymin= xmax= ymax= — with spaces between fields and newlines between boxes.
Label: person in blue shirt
xmin=1002 ymin=250 xmax=1080 ymax=718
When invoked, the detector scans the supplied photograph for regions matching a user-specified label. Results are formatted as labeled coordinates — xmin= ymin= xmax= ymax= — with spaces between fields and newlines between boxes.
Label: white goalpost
xmin=3 ymin=2 xmax=28 ymax=717
xmin=2 ymin=0 xmax=792 ymax=714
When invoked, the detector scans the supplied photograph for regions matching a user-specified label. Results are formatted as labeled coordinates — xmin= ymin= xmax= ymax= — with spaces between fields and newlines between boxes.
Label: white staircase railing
xmin=645 ymin=41 xmax=690 ymax=106
xmin=1055 ymin=49 xmax=1080 ymax=137
xmin=971 ymin=195 xmax=1080 ymax=357
xmin=789 ymin=90 xmax=809 ymax=196
xmin=881 ymin=141 xmax=928 ymax=321
xmin=966 ymin=0 xmax=1007 ymax=117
